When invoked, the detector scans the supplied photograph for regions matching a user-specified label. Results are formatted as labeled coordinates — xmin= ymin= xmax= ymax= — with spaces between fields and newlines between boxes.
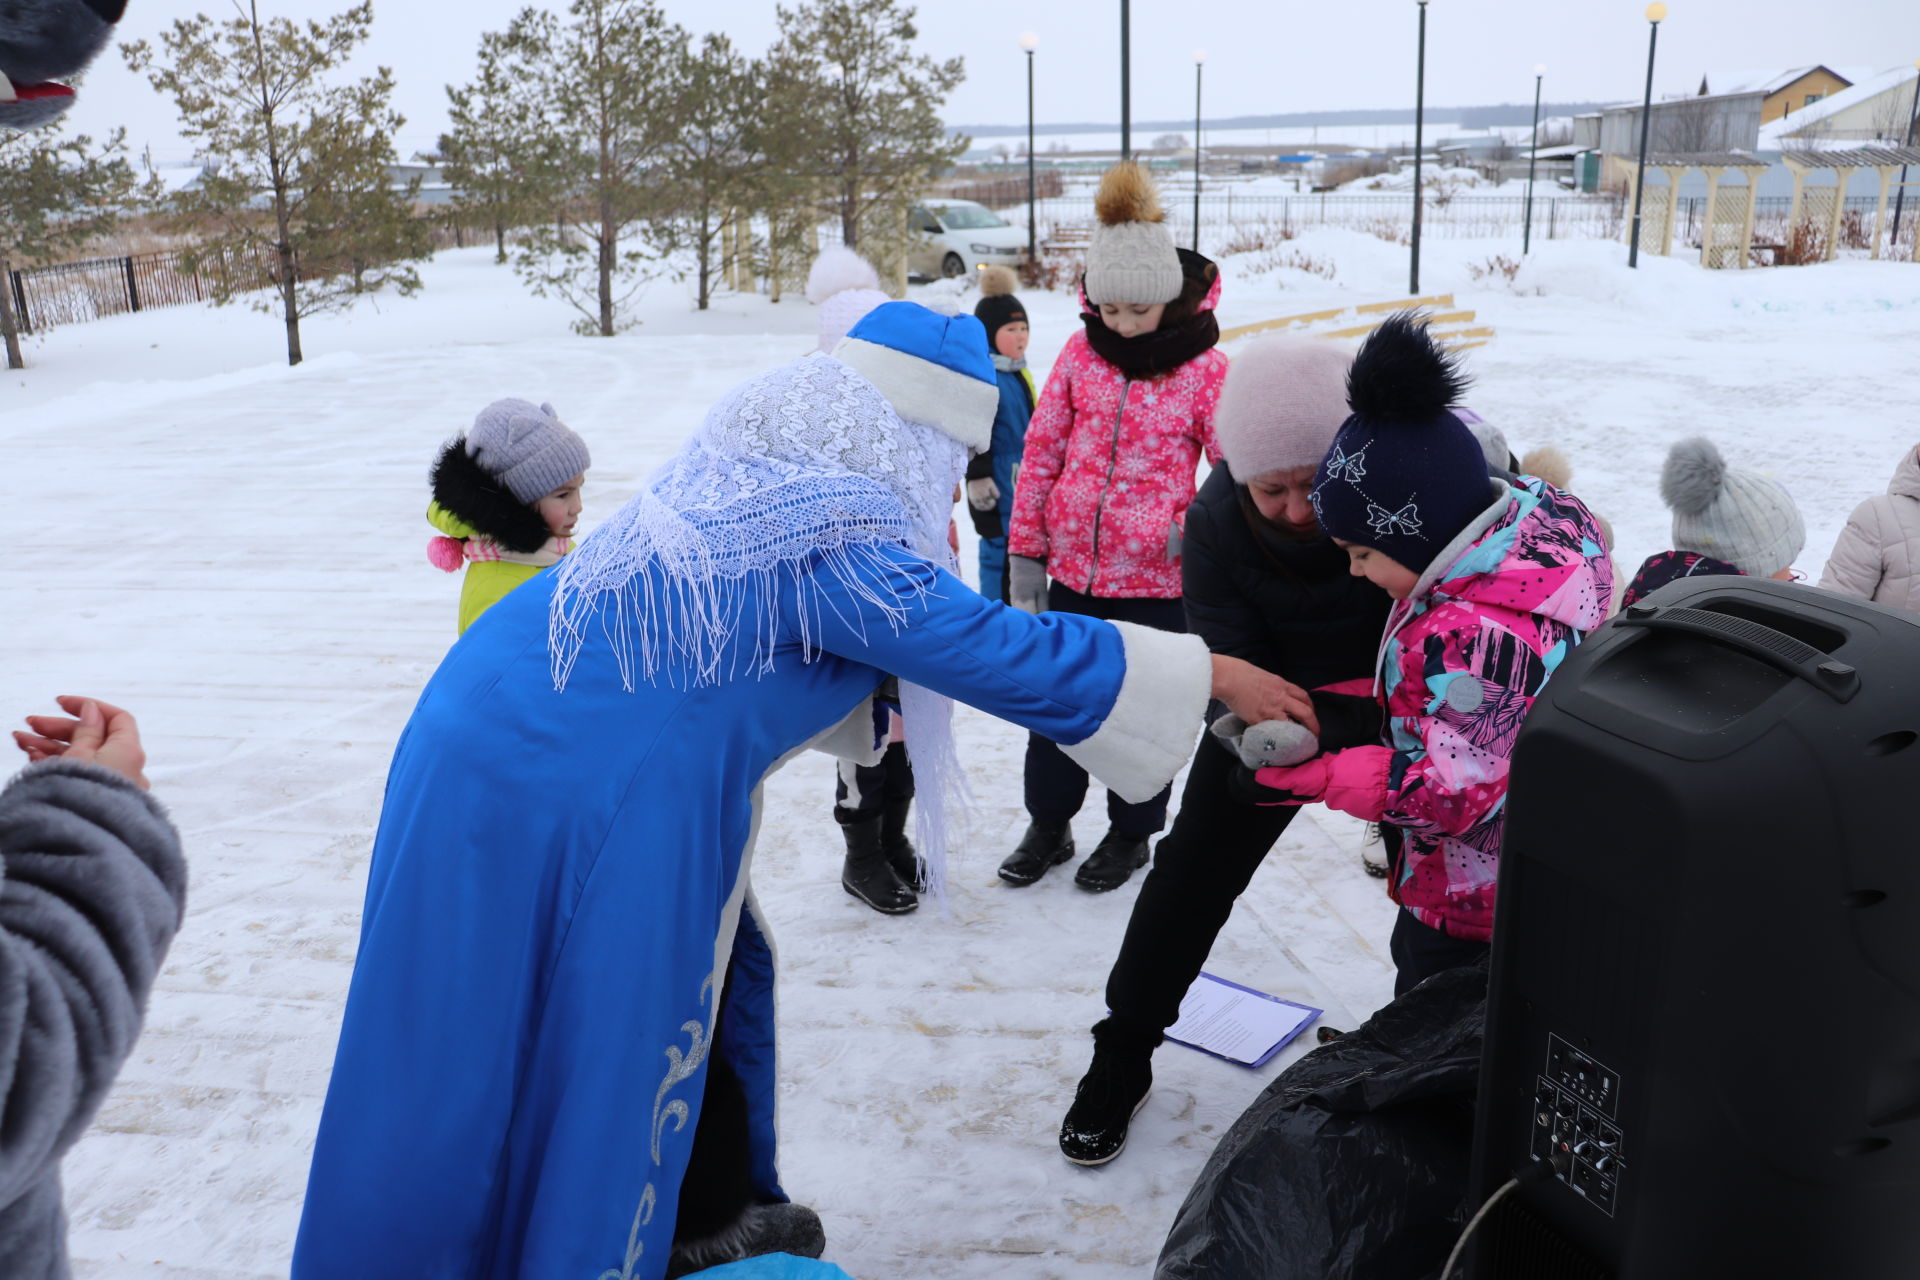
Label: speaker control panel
xmin=1530 ymin=1034 xmax=1625 ymax=1216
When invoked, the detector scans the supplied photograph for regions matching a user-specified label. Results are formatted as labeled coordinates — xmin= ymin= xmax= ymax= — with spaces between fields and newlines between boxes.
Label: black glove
xmin=1310 ymin=691 xmax=1387 ymax=753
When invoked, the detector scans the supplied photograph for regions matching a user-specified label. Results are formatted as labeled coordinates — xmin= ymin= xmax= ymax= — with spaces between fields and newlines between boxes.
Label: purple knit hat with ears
xmin=465 ymin=398 xmax=592 ymax=504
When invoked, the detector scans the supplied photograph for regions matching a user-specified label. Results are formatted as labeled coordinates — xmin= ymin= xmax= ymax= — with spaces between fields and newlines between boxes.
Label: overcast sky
xmin=71 ymin=0 xmax=1920 ymax=166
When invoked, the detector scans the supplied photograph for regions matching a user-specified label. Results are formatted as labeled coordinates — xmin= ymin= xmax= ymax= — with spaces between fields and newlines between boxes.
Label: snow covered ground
xmin=5 ymin=237 xmax=1919 ymax=1278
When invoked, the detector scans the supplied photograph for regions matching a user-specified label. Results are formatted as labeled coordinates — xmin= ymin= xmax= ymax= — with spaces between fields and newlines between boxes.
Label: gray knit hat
xmin=465 ymin=398 xmax=592 ymax=504
xmin=1660 ymin=436 xmax=1805 ymax=577
xmin=1214 ymin=336 xmax=1355 ymax=480
xmin=1084 ymin=161 xmax=1183 ymax=306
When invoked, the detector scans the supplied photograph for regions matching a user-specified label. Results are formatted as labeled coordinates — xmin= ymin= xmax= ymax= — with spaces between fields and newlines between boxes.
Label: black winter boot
xmin=881 ymin=798 xmax=927 ymax=892
xmin=998 ymin=819 xmax=1075 ymax=886
xmin=1073 ymin=829 xmax=1151 ymax=893
xmin=1059 ymin=1039 xmax=1154 ymax=1166
xmin=841 ymin=817 xmax=917 ymax=914
xmin=665 ymin=1202 xmax=827 ymax=1278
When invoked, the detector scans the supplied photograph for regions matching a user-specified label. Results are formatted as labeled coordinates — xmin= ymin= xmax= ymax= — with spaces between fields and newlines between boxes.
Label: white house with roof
xmin=1761 ymin=65 xmax=1920 ymax=150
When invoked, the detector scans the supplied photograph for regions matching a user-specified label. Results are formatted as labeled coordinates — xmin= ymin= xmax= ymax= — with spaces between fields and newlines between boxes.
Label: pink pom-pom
xmin=427 ymin=536 xmax=467 ymax=572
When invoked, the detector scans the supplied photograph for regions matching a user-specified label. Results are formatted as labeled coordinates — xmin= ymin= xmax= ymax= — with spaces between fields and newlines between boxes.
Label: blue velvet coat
xmin=293 ymin=542 xmax=1189 ymax=1279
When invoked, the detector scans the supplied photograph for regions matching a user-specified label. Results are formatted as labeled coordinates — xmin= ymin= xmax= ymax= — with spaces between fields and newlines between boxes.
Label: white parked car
xmin=907 ymin=199 xmax=1029 ymax=280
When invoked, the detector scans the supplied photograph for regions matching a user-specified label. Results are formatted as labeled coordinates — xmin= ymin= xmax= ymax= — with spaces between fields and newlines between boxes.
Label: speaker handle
xmin=1615 ymin=603 xmax=1860 ymax=703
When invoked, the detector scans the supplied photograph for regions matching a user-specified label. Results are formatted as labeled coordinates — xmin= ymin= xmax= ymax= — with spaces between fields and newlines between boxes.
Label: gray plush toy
xmin=1209 ymin=712 xmax=1320 ymax=770
xmin=0 ymin=0 xmax=125 ymax=132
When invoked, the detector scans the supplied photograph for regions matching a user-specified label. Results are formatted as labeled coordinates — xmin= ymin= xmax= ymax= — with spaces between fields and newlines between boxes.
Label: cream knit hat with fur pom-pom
xmin=1084 ymin=161 xmax=1182 ymax=306
xmin=808 ymin=246 xmax=892 ymax=352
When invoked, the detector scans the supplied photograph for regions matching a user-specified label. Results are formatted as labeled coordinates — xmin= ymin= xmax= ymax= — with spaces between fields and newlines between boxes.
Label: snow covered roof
xmin=1760 ymin=65 xmax=1920 ymax=147
xmin=1778 ymin=146 xmax=1920 ymax=169
xmin=1701 ymin=66 xmax=1867 ymax=97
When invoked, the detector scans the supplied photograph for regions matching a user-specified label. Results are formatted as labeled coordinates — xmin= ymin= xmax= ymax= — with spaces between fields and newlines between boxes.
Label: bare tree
xmin=1653 ymin=97 xmax=1727 ymax=154
xmin=1869 ymin=79 xmax=1920 ymax=145
xmin=1152 ymin=132 xmax=1189 ymax=152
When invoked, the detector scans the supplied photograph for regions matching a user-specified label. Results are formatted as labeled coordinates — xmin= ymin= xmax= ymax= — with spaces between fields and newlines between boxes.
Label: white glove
xmin=966 ymin=476 xmax=1000 ymax=511
xmin=1008 ymin=555 xmax=1049 ymax=615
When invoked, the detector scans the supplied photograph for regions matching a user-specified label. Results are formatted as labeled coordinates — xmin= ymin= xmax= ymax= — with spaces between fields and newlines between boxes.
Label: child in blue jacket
xmin=967 ymin=266 xmax=1036 ymax=602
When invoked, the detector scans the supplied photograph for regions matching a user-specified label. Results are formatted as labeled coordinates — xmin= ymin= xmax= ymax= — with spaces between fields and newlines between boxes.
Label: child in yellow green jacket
xmin=426 ymin=399 xmax=591 ymax=635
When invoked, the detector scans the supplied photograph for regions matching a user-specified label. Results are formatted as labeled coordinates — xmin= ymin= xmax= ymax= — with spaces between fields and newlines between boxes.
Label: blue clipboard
xmin=1162 ymin=971 xmax=1323 ymax=1069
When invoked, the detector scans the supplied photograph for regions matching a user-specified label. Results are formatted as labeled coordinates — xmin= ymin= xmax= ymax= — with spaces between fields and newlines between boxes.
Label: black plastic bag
xmin=1155 ymin=961 xmax=1488 ymax=1280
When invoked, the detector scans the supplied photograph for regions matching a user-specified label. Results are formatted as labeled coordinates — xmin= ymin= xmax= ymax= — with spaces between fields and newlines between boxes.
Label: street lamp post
xmin=1890 ymin=60 xmax=1920 ymax=250
xmin=1523 ymin=64 xmax=1545 ymax=253
xmin=1627 ymin=3 xmax=1667 ymax=269
xmin=1120 ymin=0 xmax=1131 ymax=161
xmin=1411 ymin=0 xmax=1430 ymax=295
xmin=1190 ymin=52 xmax=1205 ymax=253
xmin=1021 ymin=32 xmax=1039 ymax=266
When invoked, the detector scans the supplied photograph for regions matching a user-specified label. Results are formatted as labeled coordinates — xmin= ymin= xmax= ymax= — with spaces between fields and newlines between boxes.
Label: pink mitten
xmin=1255 ymin=746 xmax=1394 ymax=821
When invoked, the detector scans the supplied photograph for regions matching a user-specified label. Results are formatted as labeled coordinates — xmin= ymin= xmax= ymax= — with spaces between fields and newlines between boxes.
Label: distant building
xmin=1595 ymin=91 xmax=1765 ymax=191
xmin=1698 ymin=67 xmax=1863 ymax=125
xmin=1760 ymin=65 xmax=1920 ymax=150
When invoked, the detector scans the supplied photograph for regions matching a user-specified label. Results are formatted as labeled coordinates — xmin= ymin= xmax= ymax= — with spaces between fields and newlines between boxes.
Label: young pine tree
xmin=770 ymin=0 xmax=967 ymax=254
xmin=124 ymin=1 xmax=426 ymax=367
xmin=480 ymin=0 xmax=686 ymax=336
xmin=658 ymin=34 xmax=765 ymax=311
xmin=0 ymin=121 xmax=142 ymax=370
xmin=442 ymin=29 xmax=552 ymax=266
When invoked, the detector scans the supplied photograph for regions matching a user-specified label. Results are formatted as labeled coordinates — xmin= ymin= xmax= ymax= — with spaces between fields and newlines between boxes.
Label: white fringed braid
xmin=549 ymin=355 xmax=971 ymax=897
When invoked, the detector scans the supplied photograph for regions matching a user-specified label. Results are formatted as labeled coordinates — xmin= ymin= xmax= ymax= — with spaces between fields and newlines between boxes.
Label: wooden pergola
xmin=1622 ymin=153 xmax=1774 ymax=269
xmin=1781 ymin=147 xmax=1920 ymax=263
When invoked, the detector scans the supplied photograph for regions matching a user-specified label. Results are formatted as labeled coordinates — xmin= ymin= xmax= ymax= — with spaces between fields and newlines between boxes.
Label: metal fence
xmin=7 ymin=246 xmax=280 ymax=334
xmin=1021 ymin=193 xmax=1630 ymax=245
xmin=5 ymin=213 xmax=487 ymax=333
xmin=1672 ymin=195 xmax=1917 ymax=256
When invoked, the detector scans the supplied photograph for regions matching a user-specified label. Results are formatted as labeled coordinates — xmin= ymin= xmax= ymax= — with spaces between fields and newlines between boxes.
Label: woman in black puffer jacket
xmin=1056 ymin=336 xmax=1401 ymax=1167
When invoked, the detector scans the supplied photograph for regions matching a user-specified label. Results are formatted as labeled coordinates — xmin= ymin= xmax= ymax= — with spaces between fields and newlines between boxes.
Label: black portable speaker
xmin=1467 ymin=577 xmax=1920 ymax=1279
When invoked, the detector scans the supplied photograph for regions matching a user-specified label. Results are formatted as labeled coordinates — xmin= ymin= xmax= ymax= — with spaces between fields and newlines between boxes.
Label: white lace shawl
xmin=549 ymin=355 xmax=971 ymax=895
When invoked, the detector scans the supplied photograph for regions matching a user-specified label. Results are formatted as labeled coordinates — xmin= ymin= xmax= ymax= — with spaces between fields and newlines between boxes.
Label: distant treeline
xmin=954 ymin=102 xmax=1619 ymax=140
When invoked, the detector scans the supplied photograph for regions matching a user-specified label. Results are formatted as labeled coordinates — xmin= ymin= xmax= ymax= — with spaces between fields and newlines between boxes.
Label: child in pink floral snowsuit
xmin=1241 ymin=315 xmax=1614 ymax=994
xmin=1000 ymin=161 xmax=1229 ymax=894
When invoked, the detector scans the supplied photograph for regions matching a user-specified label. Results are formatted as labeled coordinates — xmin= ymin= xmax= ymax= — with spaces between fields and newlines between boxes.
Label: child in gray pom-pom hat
xmin=1619 ymin=435 xmax=1805 ymax=609
xmin=425 ymin=398 xmax=592 ymax=635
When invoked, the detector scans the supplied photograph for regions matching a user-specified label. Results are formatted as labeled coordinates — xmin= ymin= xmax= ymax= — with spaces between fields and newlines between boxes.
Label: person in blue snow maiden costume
xmin=292 ymin=302 xmax=1312 ymax=1280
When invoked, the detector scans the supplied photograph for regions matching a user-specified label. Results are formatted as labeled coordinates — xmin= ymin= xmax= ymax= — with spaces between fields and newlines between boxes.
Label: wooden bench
xmin=1041 ymin=224 xmax=1093 ymax=255
xmin=1219 ymin=293 xmax=1495 ymax=353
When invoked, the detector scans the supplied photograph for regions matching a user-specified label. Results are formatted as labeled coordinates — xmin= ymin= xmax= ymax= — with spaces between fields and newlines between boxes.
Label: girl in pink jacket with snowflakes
xmin=1000 ymin=161 xmax=1229 ymax=895
xmin=1239 ymin=315 xmax=1614 ymax=995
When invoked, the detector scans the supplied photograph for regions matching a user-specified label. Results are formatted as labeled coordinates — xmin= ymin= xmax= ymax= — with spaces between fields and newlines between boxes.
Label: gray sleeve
xmin=0 ymin=761 xmax=186 ymax=1203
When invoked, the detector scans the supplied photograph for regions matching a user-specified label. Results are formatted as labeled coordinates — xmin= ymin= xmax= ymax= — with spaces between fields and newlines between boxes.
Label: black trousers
xmin=673 ymin=967 xmax=755 ymax=1243
xmin=833 ymin=740 xmax=913 ymax=825
xmin=1099 ymin=732 xmax=1303 ymax=1048
xmin=1388 ymin=905 xmax=1490 ymax=998
xmin=1025 ymin=581 xmax=1188 ymax=840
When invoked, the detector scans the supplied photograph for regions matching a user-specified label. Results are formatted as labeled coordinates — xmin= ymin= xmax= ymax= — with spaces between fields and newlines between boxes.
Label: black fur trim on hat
xmin=1345 ymin=311 xmax=1469 ymax=421
xmin=431 ymin=438 xmax=553 ymax=554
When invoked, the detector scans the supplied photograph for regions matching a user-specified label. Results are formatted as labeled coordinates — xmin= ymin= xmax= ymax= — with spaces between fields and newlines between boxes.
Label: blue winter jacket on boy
xmin=969 ymin=358 xmax=1035 ymax=602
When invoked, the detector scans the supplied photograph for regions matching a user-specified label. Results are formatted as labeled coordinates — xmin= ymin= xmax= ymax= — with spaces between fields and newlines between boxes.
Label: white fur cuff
xmin=1062 ymin=623 xmax=1212 ymax=804
xmin=833 ymin=338 xmax=998 ymax=453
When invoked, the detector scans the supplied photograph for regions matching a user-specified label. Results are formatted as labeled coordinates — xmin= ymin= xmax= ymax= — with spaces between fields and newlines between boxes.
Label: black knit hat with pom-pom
xmin=1308 ymin=311 xmax=1491 ymax=573
xmin=972 ymin=265 xmax=1028 ymax=351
